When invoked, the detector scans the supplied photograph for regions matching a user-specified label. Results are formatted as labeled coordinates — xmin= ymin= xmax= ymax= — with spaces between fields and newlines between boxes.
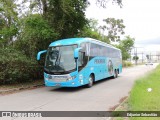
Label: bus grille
xmin=48 ymin=75 xmax=68 ymax=82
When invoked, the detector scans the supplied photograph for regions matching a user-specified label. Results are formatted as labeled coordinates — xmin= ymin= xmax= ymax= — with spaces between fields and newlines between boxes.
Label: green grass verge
xmin=128 ymin=65 xmax=160 ymax=111
xmin=113 ymin=65 xmax=160 ymax=120
xmin=127 ymin=65 xmax=160 ymax=120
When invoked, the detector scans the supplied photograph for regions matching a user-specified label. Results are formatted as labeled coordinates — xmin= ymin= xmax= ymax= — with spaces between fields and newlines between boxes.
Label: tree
xmin=133 ymin=56 xmax=139 ymax=61
xmin=0 ymin=0 xmax=18 ymax=47
xmin=77 ymin=18 xmax=110 ymax=43
xmin=146 ymin=55 xmax=150 ymax=60
xmin=78 ymin=27 xmax=101 ymax=39
xmin=96 ymin=0 xmax=122 ymax=8
xmin=47 ymin=0 xmax=89 ymax=39
xmin=116 ymin=36 xmax=135 ymax=60
xmin=88 ymin=18 xmax=99 ymax=31
xmin=22 ymin=0 xmax=89 ymax=39
xmin=133 ymin=55 xmax=139 ymax=65
xmin=98 ymin=25 xmax=110 ymax=43
xmin=103 ymin=18 xmax=125 ymax=42
xmin=77 ymin=19 xmax=101 ymax=40
xmin=15 ymin=14 xmax=58 ymax=59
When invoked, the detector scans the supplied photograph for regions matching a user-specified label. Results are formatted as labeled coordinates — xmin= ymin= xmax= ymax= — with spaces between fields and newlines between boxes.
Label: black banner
xmin=0 ymin=111 xmax=160 ymax=117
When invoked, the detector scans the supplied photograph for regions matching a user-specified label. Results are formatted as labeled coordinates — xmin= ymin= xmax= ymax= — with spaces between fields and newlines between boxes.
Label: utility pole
xmin=130 ymin=49 xmax=132 ymax=62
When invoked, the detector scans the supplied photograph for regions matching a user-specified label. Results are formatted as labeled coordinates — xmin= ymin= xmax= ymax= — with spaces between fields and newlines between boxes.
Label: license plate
xmin=55 ymin=83 xmax=61 ymax=86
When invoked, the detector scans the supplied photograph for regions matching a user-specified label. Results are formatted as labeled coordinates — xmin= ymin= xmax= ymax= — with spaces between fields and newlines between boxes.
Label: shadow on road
xmin=92 ymin=76 xmax=122 ymax=86
xmin=48 ymin=76 xmax=122 ymax=92
xmin=49 ymin=86 xmax=85 ymax=92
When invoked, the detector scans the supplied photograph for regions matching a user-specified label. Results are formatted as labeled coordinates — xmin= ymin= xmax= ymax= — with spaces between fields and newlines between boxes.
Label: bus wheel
xmin=87 ymin=75 xmax=94 ymax=88
xmin=113 ymin=69 xmax=118 ymax=79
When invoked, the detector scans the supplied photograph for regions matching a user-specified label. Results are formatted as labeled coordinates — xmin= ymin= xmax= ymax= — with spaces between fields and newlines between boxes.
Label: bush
xmin=0 ymin=47 xmax=43 ymax=84
xmin=122 ymin=61 xmax=132 ymax=67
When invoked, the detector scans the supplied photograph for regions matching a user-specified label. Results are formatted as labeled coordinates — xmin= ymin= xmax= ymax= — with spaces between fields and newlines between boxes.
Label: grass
xmin=113 ymin=65 xmax=160 ymax=120
xmin=128 ymin=65 xmax=160 ymax=111
xmin=127 ymin=65 xmax=160 ymax=120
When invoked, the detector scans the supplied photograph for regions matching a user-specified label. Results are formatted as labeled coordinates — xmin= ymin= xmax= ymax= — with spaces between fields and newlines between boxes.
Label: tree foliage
xmin=103 ymin=18 xmax=125 ymax=42
xmin=15 ymin=14 xmax=58 ymax=59
xmin=116 ymin=36 xmax=135 ymax=60
xmin=88 ymin=18 xmax=99 ymax=31
xmin=78 ymin=26 xmax=101 ymax=40
xmin=133 ymin=56 xmax=139 ymax=61
xmin=24 ymin=0 xmax=89 ymax=39
xmin=96 ymin=0 xmax=122 ymax=8
xmin=77 ymin=18 xmax=110 ymax=43
xmin=0 ymin=0 xmax=18 ymax=47
xmin=146 ymin=55 xmax=150 ymax=60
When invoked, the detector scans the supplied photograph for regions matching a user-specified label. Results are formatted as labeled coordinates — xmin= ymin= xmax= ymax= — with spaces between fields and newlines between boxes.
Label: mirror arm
xmin=74 ymin=47 xmax=83 ymax=59
xmin=37 ymin=50 xmax=47 ymax=60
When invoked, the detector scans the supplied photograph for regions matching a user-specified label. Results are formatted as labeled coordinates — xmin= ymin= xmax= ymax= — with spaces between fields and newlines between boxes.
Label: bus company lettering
xmin=94 ymin=59 xmax=105 ymax=64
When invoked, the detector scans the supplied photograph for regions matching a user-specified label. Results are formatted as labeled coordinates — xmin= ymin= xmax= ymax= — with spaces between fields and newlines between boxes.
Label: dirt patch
xmin=0 ymin=84 xmax=44 ymax=96
xmin=119 ymin=96 xmax=128 ymax=103
xmin=109 ymin=96 xmax=128 ymax=111
xmin=109 ymin=104 xmax=120 ymax=111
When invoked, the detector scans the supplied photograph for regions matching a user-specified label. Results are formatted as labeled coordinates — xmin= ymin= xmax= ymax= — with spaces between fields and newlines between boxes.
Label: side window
xmin=90 ymin=43 xmax=100 ymax=56
xmin=80 ymin=42 xmax=90 ymax=56
xmin=78 ymin=52 xmax=84 ymax=67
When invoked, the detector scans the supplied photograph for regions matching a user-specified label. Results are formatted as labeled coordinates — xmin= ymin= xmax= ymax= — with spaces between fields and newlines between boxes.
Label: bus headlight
xmin=67 ymin=75 xmax=76 ymax=81
xmin=45 ymin=76 xmax=48 ymax=81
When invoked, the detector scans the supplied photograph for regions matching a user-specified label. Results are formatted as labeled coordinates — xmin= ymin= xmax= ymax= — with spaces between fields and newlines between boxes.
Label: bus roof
xmin=49 ymin=38 xmax=87 ymax=46
xmin=49 ymin=38 xmax=120 ymax=51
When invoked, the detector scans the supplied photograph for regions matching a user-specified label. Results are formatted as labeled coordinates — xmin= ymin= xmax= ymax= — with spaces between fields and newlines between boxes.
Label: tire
xmin=87 ymin=75 xmax=94 ymax=88
xmin=113 ymin=69 xmax=118 ymax=79
xmin=115 ymin=70 xmax=118 ymax=78
xmin=116 ymin=69 xmax=119 ymax=77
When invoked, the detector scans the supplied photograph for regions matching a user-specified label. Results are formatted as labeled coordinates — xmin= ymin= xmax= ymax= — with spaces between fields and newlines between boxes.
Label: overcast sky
xmin=85 ymin=0 xmax=160 ymax=52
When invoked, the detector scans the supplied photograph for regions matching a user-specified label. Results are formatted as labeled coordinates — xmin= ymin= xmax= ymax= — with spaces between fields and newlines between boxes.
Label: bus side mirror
xmin=37 ymin=50 xmax=47 ymax=60
xmin=74 ymin=48 xmax=82 ymax=59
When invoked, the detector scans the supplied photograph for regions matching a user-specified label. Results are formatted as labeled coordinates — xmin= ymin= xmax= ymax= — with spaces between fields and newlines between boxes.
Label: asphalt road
xmin=0 ymin=64 xmax=158 ymax=120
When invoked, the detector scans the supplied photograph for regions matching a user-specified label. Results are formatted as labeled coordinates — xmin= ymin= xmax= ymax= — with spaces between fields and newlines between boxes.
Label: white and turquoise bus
xmin=37 ymin=38 xmax=122 ymax=87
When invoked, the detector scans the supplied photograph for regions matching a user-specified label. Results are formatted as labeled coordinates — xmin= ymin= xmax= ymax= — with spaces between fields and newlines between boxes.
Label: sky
xmin=85 ymin=0 xmax=160 ymax=52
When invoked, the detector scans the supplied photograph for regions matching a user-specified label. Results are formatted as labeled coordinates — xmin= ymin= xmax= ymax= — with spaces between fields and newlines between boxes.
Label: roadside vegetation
xmin=114 ymin=65 xmax=160 ymax=120
xmin=122 ymin=61 xmax=132 ymax=67
xmin=0 ymin=0 xmax=134 ymax=85
xmin=128 ymin=65 xmax=160 ymax=112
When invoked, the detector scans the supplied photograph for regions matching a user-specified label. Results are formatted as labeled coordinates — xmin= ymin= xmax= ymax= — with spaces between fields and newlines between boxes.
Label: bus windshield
xmin=44 ymin=45 xmax=77 ymax=73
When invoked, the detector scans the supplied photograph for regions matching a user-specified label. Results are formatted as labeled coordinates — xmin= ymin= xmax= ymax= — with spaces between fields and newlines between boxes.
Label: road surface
xmin=0 ymin=64 xmax=158 ymax=120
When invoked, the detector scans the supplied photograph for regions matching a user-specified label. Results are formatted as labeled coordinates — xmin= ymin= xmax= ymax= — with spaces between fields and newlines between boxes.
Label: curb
xmin=106 ymin=97 xmax=128 ymax=120
xmin=0 ymin=84 xmax=44 ymax=94
xmin=114 ymin=97 xmax=128 ymax=111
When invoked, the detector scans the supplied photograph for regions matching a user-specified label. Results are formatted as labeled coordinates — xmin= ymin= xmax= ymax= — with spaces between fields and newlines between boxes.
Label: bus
xmin=37 ymin=38 xmax=122 ymax=87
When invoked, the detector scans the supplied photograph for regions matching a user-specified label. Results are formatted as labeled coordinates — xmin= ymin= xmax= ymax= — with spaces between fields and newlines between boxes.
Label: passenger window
xmin=78 ymin=52 xmax=84 ymax=67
